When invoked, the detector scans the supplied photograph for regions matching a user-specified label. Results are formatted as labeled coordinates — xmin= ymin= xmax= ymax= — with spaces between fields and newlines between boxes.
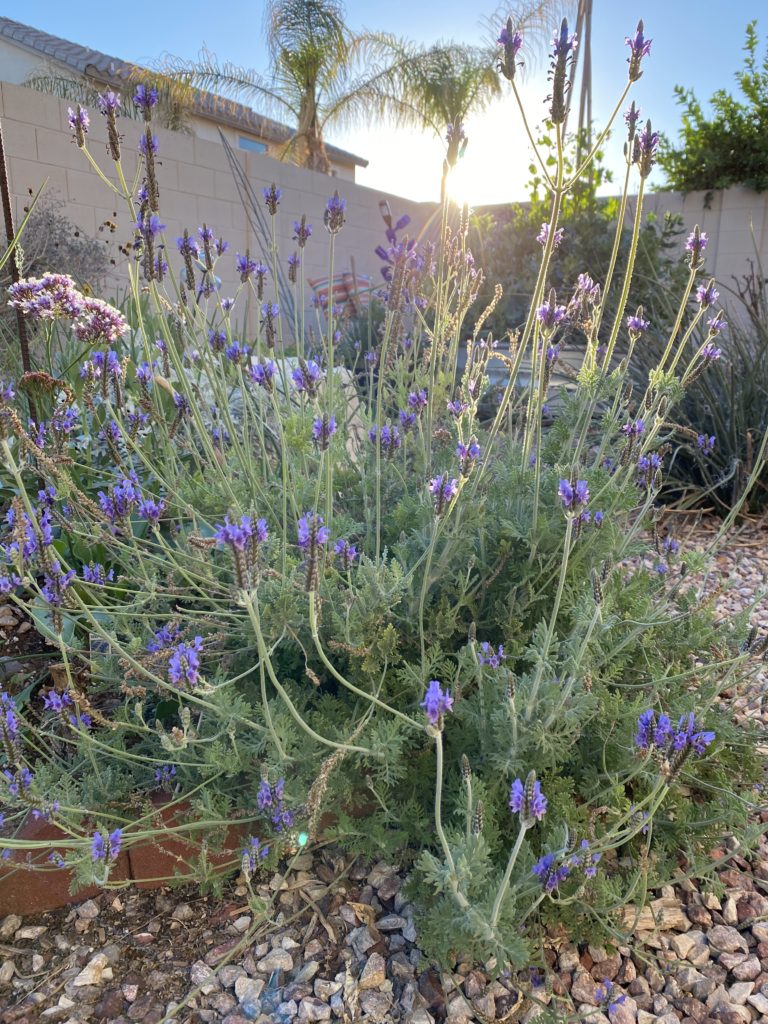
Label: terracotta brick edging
xmin=0 ymin=797 xmax=248 ymax=916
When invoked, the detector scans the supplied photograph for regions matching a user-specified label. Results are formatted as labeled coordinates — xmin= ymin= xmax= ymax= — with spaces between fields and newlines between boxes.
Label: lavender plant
xmin=1 ymin=21 xmax=766 ymax=971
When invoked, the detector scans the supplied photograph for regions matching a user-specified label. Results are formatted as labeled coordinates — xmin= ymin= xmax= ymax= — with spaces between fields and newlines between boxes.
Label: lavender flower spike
xmin=509 ymin=770 xmax=547 ymax=826
xmin=420 ymin=680 xmax=453 ymax=728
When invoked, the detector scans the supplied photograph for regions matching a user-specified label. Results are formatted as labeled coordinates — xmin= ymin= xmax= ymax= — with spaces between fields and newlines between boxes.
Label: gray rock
xmin=348 ymin=925 xmax=377 ymax=957
xmin=314 ymin=979 xmax=342 ymax=999
xmin=0 ymin=915 xmax=21 ymax=940
xmin=298 ymin=996 xmax=332 ymax=1021
xmin=256 ymin=948 xmax=294 ymax=973
xmin=359 ymin=952 xmax=387 ymax=991
xmin=73 ymin=953 xmax=110 ymax=987
xmin=687 ymin=943 xmax=711 ymax=966
xmin=16 ymin=925 xmax=48 ymax=940
xmin=747 ymin=991 xmax=768 ymax=1014
xmin=727 ymin=982 xmax=754 ymax=1005
xmin=571 ymin=972 xmax=598 ymax=1005
xmin=670 ymin=933 xmax=699 ymax=958
xmin=220 ymin=966 xmax=246 ymax=989
xmin=235 ymin=976 xmax=265 ymax=1003
xmin=406 ymin=1011 xmax=434 ymax=1024
xmin=377 ymin=914 xmax=407 ymax=931
xmin=731 ymin=955 xmax=760 ymax=981
xmin=190 ymin=960 xmax=219 ymax=995
xmin=707 ymin=926 xmax=748 ymax=954
xmin=559 ymin=945 xmax=581 ymax=972
xmin=608 ymin=996 xmax=637 ymax=1024
xmin=77 ymin=900 xmax=100 ymax=920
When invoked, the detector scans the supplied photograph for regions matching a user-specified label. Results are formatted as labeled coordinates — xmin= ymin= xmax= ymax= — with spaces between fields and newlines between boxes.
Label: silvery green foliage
xmin=1 ymin=20 xmax=766 ymax=970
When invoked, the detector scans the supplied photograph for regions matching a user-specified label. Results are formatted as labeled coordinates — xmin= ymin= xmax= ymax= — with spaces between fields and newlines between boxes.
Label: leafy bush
xmin=658 ymin=21 xmax=768 ymax=196
xmin=629 ymin=259 xmax=768 ymax=514
xmin=1 ymin=28 xmax=766 ymax=972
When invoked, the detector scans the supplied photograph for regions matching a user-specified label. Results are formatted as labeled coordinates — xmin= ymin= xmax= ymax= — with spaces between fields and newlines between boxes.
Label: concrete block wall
xmin=0 ymin=81 xmax=436 ymax=335
xmin=3 ymin=81 xmax=768 ymax=334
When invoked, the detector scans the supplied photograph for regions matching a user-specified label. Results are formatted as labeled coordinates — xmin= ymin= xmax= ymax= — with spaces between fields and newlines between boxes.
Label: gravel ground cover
xmin=1 ymin=515 xmax=766 ymax=1024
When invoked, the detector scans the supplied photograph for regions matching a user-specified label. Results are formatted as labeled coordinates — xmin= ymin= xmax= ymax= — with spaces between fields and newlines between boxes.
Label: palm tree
xmin=164 ymin=0 xmax=401 ymax=174
xmin=165 ymin=0 xmax=573 ymax=191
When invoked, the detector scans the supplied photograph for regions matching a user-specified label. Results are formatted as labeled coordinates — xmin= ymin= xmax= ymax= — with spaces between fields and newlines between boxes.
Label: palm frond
xmin=159 ymin=49 xmax=299 ymax=122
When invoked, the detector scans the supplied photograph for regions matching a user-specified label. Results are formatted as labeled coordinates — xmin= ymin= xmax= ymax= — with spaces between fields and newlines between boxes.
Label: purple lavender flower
xmin=176 ymin=233 xmax=199 ymax=259
xmin=312 ymin=414 xmax=337 ymax=450
xmin=155 ymin=764 xmax=176 ymax=788
xmin=215 ymin=514 xmax=261 ymax=551
xmin=147 ymin=624 xmax=181 ymax=653
xmin=509 ymin=772 xmax=547 ymax=824
xmin=635 ymin=121 xmax=659 ymax=176
xmin=533 ymin=852 xmax=570 ymax=892
xmin=497 ymin=20 xmax=524 ymax=82
xmin=225 ymin=341 xmax=251 ymax=364
xmin=298 ymin=512 xmax=330 ymax=550
xmin=685 ymin=228 xmax=708 ymax=267
xmin=368 ymin=423 xmax=401 ymax=457
xmin=625 ymin=20 xmax=652 ymax=81
xmin=43 ymin=690 xmax=73 ymax=713
xmin=706 ymin=313 xmax=727 ymax=335
xmin=626 ymin=313 xmax=649 ymax=335
xmin=293 ymin=217 xmax=312 ymax=247
xmin=1 ymin=691 xmax=19 ymax=741
xmin=624 ymin=101 xmax=641 ymax=135
xmin=291 ymin=359 xmax=324 ymax=398
xmin=447 ymin=399 xmax=468 ymax=418
xmin=138 ymin=497 xmax=166 ymax=525
xmin=622 ymin=418 xmax=645 ymax=438
xmin=429 ymin=474 xmax=459 ymax=515
xmin=334 ymin=538 xmax=358 ymax=570
xmin=478 ymin=642 xmax=505 ymax=668
xmin=662 ymin=536 xmax=680 ymax=557
xmin=536 ymin=223 xmax=564 ymax=248
xmin=168 ymin=637 xmax=203 ymax=687
xmin=82 ymin=563 xmax=114 ymax=586
xmin=138 ymin=133 xmax=158 ymax=157
xmin=420 ymin=680 xmax=453 ymax=727
xmin=40 ymin=562 xmax=75 ymax=607
xmin=91 ymin=831 xmax=106 ymax=861
xmin=67 ymin=105 xmax=89 ymax=146
xmin=701 ymin=343 xmax=722 ymax=363
xmin=457 ymin=441 xmax=480 ymax=476
xmin=696 ymin=282 xmax=719 ymax=308
xmin=536 ymin=294 xmax=567 ymax=332
xmin=593 ymin=511 xmax=604 ymax=527
xmin=133 ymin=84 xmax=158 ymax=114
xmin=98 ymin=471 xmax=142 ymax=523
xmin=248 ymin=358 xmax=278 ymax=391
xmin=0 ymin=380 xmax=14 ymax=403
xmin=697 ymin=434 xmax=716 ymax=456
xmin=235 ymin=253 xmax=259 ymax=281
xmin=98 ymin=91 xmax=120 ymax=114
xmin=558 ymin=478 xmax=589 ymax=512
xmin=243 ymin=836 xmax=270 ymax=872
xmin=408 ymin=389 xmax=428 ymax=410
xmin=399 ymin=409 xmax=416 ymax=431
xmin=324 ymin=192 xmax=346 ymax=234
xmin=262 ymin=184 xmax=281 ymax=215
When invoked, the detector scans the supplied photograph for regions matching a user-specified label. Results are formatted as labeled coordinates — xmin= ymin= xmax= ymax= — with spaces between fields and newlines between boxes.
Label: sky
xmin=5 ymin=1 xmax=764 ymax=205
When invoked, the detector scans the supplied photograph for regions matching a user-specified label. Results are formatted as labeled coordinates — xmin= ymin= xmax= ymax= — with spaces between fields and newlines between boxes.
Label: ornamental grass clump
xmin=1 ymin=18 xmax=767 ymax=971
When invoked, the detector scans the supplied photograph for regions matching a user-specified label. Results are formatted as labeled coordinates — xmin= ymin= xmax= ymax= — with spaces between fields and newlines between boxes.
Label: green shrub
xmin=0 ymin=24 xmax=765 ymax=973
xmin=658 ymin=21 xmax=768 ymax=196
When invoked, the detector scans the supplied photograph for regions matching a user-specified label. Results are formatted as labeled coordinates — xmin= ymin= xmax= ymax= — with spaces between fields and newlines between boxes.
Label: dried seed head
xmin=472 ymin=800 xmax=484 ymax=835
xmin=591 ymin=568 xmax=603 ymax=605
xmin=461 ymin=754 xmax=471 ymax=780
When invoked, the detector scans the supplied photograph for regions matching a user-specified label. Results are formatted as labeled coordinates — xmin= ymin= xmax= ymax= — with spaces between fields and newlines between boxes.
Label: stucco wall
xmin=0 ymin=81 xmax=436 ymax=331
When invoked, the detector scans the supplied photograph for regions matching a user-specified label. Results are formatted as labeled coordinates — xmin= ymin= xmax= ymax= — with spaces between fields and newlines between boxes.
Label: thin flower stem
xmin=527 ymin=516 xmax=574 ymax=717
xmin=490 ymin=819 xmax=528 ymax=929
